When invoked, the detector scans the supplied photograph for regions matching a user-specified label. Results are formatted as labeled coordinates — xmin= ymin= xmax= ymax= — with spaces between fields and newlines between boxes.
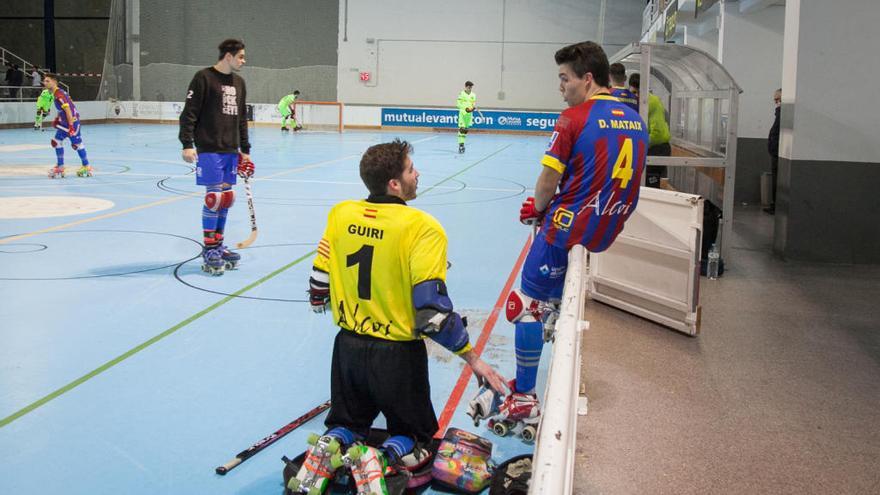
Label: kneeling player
xmin=303 ymin=139 xmax=508 ymax=488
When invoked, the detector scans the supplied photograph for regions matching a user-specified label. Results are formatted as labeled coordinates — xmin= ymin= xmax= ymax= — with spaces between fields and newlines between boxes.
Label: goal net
xmin=293 ymin=101 xmax=344 ymax=133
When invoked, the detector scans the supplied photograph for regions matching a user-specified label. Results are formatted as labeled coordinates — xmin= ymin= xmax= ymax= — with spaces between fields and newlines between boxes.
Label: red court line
xmin=434 ymin=234 xmax=533 ymax=438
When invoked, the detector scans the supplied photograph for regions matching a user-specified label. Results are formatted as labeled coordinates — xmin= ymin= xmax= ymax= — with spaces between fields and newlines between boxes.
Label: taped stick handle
xmin=215 ymin=458 xmax=242 ymax=475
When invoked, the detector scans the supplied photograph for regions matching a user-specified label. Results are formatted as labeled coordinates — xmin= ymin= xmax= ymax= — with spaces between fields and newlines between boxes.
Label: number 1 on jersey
xmin=611 ymin=137 xmax=634 ymax=188
xmin=346 ymin=244 xmax=374 ymax=300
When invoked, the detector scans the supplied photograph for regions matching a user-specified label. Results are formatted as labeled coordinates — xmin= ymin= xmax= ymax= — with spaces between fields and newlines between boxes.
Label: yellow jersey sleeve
xmin=312 ymin=210 xmax=333 ymax=274
xmin=408 ymin=213 xmax=448 ymax=286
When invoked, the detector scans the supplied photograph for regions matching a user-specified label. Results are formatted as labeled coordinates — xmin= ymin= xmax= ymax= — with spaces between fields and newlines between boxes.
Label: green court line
xmin=0 ymin=145 xmax=512 ymax=429
xmin=419 ymin=144 xmax=513 ymax=196
xmin=0 ymin=249 xmax=316 ymax=429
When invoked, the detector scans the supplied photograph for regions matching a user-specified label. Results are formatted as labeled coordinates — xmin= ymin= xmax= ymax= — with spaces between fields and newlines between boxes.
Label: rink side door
xmin=587 ymin=187 xmax=703 ymax=336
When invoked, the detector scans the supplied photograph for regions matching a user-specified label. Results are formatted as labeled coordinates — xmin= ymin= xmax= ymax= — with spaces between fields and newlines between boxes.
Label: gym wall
xmin=336 ymin=0 xmax=645 ymax=110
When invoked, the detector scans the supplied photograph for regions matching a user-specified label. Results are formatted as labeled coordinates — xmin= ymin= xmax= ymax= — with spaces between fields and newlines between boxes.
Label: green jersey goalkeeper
xmin=456 ymin=81 xmax=476 ymax=153
xmin=34 ymin=88 xmax=54 ymax=131
xmin=278 ymin=90 xmax=301 ymax=131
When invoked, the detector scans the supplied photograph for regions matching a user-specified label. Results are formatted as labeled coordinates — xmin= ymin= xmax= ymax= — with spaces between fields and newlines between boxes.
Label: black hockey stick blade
xmin=215 ymin=400 xmax=330 ymax=475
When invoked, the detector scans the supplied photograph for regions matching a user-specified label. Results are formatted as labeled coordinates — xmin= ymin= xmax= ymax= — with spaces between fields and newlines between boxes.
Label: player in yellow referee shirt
xmin=306 ymin=139 xmax=507 ymax=467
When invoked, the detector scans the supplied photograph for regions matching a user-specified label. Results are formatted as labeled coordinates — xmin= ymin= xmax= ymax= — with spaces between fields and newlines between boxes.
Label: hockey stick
xmin=215 ymin=400 xmax=331 ymax=475
xmin=236 ymin=176 xmax=258 ymax=248
xmin=476 ymin=109 xmax=485 ymax=120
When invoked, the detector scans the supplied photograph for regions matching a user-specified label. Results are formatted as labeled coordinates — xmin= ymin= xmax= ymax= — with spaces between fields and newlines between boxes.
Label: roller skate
xmin=200 ymin=244 xmax=225 ymax=276
xmin=281 ymin=126 xmax=290 ymax=132
xmin=214 ymin=235 xmax=240 ymax=270
xmin=48 ymin=166 xmax=65 ymax=179
xmin=458 ymin=143 xmax=465 ymax=154
xmin=488 ymin=382 xmax=541 ymax=443
xmin=219 ymin=245 xmax=240 ymax=270
xmin=76 ymin=165 xmax=93 ymax=177
xmin=332 ymin=444 xmax=389 ymax=495
xmin=294 ymin=124 xmax=303 ymax=132
xmin=287 ymin=433 xmax=342 ymax=494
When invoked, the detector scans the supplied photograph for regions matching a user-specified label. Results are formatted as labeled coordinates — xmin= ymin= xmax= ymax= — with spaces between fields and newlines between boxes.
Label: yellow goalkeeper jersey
xmin=313 ymin=196 xmax=448 ymax=341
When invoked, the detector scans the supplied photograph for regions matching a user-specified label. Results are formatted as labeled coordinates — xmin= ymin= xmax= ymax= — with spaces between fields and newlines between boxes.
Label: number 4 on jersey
xmin=611 ymin=137 xmax=634 ymax=188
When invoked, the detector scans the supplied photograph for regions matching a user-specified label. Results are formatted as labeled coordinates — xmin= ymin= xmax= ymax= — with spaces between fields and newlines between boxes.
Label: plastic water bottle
xmin=707 ymin=243 xmax=720 ymax=280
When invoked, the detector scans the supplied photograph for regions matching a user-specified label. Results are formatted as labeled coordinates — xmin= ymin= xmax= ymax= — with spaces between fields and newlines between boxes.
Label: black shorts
xmin=325 ymin=329 xmax=438 ymax=444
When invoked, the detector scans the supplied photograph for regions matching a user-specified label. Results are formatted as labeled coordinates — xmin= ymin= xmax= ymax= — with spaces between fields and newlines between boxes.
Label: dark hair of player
xmin=218 ymin=39 xmax=245 ymax=60
xmin=464 ymin=81 xmax=474 ymax=87
xmin=609 ymin=63 xmax=627 ymax=86
xmin=360 ymin=138 xmax=413 ymax=196
xmin=628 ymin=73 xmax=640 ymax=90
xmin=294 ymin=90 xmax=300 ymax=95
xmin=43 ymin=72 xmax=59 ymax=82
xmin=554 ymin=41 xmax=610 ymax=88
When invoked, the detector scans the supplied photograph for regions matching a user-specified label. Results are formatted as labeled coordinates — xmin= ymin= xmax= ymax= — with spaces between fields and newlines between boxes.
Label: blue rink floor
xmin=0 ymin=123 xmax=551 ymax=494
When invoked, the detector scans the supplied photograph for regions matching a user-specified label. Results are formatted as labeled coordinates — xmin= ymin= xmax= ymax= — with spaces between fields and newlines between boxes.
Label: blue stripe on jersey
xmin=544 ymin=97 xmax=647 ymax=252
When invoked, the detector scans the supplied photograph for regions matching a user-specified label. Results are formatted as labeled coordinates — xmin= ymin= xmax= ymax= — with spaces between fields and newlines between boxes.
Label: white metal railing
xmin=529 ymin=245 xmax=589 ymax=495
xmin=0 ymin=86 xmax=46 ymax=102
xmin=1 ymin=46 xmax=70 ymax=94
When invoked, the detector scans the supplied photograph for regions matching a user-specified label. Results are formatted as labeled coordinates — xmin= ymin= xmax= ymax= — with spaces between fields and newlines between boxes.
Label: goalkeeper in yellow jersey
xmin=277 ymin=90 xmax=301 ymax=131
xmin=306 ymin=139 xmax=508 ymax=467
xmin=456 ymin=81 xmax=476 ymax=153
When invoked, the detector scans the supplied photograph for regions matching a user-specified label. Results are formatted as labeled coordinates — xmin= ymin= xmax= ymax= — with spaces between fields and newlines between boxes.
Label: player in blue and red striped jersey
xmin=500 ymin=41 xmax=647 ymax=425
xmin=44 ymin=73 xmax=92 ymax=179
xmin=609 ymin=62 xmax=639 ymax=112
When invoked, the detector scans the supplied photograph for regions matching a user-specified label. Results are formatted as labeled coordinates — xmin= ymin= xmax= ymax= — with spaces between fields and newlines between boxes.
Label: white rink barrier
xmin=530 ymin=245 xmax=589 ymax=495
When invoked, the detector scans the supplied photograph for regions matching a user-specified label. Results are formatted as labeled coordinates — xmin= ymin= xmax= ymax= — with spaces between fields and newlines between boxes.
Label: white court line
xmin=0 ymin=178 xmax=165 ymax=190
xmin=123 ymin=130 xmax=177 ymax=137
xmin=0 ymin=154 xmax=360 ymax=244
xmin=0 ymin=144 xmax=45 ymax=152
xmin=261 ymin=177 xmax=522 ymax=193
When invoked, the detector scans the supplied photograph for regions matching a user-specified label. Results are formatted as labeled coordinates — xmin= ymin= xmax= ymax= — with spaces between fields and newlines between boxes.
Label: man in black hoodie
xmin=765 ymin=88 xmax=781 ymax=214
xmin=179 ymin=39 xmax=252 ymax=275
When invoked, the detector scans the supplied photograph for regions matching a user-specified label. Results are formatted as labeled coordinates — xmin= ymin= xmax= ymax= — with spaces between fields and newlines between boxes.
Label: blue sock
xmin=76 ymin=147 xmax=89 ymax=165
xmin=55 ymin=146 xmax=64 ymax=165
xmin=515 ymin=321 xmax=544 ymax=394
xmin=202 ymin=185 xmax=222 ymax=234
xmin=382 ymin=435 xmax=415 ymax=460
xmin=325 ymin=426 xmax=358 ymax=446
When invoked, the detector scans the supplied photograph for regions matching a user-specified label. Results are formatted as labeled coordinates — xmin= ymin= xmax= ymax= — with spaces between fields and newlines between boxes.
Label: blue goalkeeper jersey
xmin=539 ymin=94 xmax=648 ymax=252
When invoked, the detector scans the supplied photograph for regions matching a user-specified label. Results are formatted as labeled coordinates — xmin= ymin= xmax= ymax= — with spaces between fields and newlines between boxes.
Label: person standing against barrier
xmin=764 ymin=88 xmax=781 ymax=215
xmin=629 ymin=72 xmax=670 ymax=188
xmin=456 ymin=81 xmax=477 ymax=153
xmin=44 ymin=73 xmax=92 ymax=178
xmin=179 ymin=38 xmax=253 ymax=276
xmin=497 ymin=41 xmax=647 ymax=427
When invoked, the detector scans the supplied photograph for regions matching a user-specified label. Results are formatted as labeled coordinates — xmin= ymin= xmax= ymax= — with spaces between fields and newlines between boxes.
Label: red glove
xmin=237 ymin=156 xmax=255 ymax=179
xmin=519 ymin=197 xmax=543 ymax=226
